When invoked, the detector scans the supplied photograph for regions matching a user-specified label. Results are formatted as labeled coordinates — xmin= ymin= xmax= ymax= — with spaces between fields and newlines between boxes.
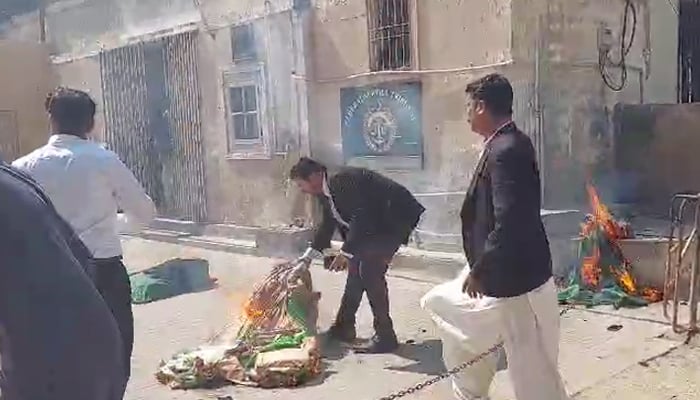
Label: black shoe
xmin=353 ymin=335 xmax=399 ymax=354
xmin=325 ymin=324 xmax=357 ymax=344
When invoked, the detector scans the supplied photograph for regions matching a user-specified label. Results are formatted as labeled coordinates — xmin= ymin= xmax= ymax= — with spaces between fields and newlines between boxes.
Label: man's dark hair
xmin=465 ymin=73 xmax=513 ymax=117
xmin=45 ymin=87 xmax=97 ymax=135
xmin=289 ymin=157 xmax=327 ymax=180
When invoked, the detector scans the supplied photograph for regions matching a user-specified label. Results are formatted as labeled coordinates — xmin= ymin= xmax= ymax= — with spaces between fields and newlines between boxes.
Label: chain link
xmin=377 ymin=306 xmax=574 ymax=400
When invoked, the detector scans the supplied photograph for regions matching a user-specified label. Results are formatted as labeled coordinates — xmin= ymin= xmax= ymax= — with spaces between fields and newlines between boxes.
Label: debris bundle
xmin=155 ymin=262 xmax=322 ymax=390
xmin=558 ymin=184 xmax=663 ymax=308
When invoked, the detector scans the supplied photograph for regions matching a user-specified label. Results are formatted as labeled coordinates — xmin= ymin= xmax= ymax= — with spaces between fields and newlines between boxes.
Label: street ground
xmin=122 ymin=237 xmax=697 ymax=400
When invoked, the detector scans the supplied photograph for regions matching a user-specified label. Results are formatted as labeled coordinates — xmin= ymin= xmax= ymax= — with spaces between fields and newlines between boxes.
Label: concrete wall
xmin=613 ymin=103 xmax=700 ymax=213
xmin=1 ymin=0 xmax=309 ymax=228
xmin=528 ymin=0 xmax=656 ymax=207
xmin=0 ymin=0 xmax=200 ymax=57
xmin=307 ymin=0 xmax=675 ymax=246
xmin=196 ymin=11 xmax=308 ymax=227
xmin=646 ymin=0 xmax=678 ymax=103
xmin=0 ymin=0 xmax=680 ymax=241
xmin=309 ymin=0 xmax=518 ymax=246
xmin=49 ymin=0 xmax=199 ymax=56
xmin=0 ymin=41 xmax=55 ymax=160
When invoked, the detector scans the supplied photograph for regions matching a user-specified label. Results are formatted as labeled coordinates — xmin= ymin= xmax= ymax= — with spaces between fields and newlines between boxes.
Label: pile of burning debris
xmin=155 ymin=263 xmax=322 ymax=390
xmin=558 ymin=184 xmax=663 ymax=308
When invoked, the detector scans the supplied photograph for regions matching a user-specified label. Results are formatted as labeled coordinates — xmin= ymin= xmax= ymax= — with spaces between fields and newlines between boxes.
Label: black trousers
xmin=93 ymin=257 xmax=134 ymax=395
xmin=334 ymin=239 xmax=402 ymax=340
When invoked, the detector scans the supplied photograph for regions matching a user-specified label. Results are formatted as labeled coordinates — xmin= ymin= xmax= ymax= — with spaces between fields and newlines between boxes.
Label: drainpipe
xmin=291 ymin=3 xmax=312 ymax=158
xmin=39 ymin=0 xmax=46 ymax=43
xmin=290 ymin=1 xmax=314 ymax=225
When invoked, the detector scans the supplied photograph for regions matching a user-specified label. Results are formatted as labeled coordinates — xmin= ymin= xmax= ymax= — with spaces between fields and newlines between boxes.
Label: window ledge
xmin=225 ymin=152 xmax=272 ymax=161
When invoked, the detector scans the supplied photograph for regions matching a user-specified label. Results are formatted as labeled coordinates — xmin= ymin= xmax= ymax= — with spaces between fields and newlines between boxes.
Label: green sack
xmin=130 ymin=273 xmax=173 ymax=304
xmin=129 ymin=258 xmax=212 ymax=304
xmin=558 ymin=227 xmax=650 ymax=309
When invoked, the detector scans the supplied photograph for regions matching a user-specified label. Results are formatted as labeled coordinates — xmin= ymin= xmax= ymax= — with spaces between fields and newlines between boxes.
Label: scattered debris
xmin=156 ymin=262 xmax=322 ymax=390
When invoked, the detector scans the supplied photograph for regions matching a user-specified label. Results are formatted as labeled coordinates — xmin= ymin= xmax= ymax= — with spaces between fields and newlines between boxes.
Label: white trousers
xmin=421 ymin=265 xmax=569 ymax=400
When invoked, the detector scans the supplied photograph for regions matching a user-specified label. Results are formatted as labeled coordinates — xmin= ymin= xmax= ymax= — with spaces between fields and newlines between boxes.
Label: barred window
xmin=367 ymin=0 xmax=412 ymax=71
xmin=231 ymin=23 xmax=256 ymax=62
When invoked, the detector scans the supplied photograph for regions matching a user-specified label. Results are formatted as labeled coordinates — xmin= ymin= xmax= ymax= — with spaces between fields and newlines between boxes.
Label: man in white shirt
xmin=13 ymin=87 xmax=156 ymax=397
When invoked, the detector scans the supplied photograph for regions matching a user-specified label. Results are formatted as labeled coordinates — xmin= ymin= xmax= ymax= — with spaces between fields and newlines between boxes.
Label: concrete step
xmin=126 ymin=230 xmax=465 ymax=280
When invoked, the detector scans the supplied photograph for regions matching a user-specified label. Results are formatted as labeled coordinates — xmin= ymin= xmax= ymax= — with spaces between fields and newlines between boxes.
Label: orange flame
xmin=243 ymin=299 xmax=264 ymax=321
xmin=581 ymin=247 xmax=602 ymax=287
xmin=581 ymin=184 xmax=662 ymax=302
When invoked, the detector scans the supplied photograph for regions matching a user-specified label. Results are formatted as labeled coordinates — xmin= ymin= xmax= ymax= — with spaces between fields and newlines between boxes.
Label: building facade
xmin=0 ymin=0 xmax=680 ymax=250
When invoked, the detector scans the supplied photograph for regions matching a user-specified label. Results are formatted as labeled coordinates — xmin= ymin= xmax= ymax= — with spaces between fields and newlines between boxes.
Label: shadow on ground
xmin=387 ymin=339 xmax=446 ymax=376
xmin=130 ymin=258 xmax=217 ymax=304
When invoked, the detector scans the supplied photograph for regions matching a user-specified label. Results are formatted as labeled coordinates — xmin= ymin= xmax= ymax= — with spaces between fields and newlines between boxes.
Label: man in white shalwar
xmin=421 ymin=74 xmax=568 ymax=400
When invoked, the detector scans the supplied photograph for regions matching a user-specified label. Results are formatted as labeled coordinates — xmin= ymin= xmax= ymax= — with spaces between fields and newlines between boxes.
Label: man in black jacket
xmin=0 ymin=163 xmax=125 ymax=400
xmin=459 ymin=74 xmax=568 ymax=399
xmin=291 ymin=158 xmax=425 ymax=353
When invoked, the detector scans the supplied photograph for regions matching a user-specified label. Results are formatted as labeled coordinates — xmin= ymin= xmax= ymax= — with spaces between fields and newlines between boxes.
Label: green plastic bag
xmin=130 ymin=273 xmax=173 ymax=304
xmin=558 ymin=227 xmax=650 ymax=309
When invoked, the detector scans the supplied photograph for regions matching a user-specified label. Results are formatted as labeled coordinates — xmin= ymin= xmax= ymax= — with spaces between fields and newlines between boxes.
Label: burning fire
xmin=581 ymin=247 xmax=602 ymax=288
xmin=580 ymin=184 xmax=663 ymax=303
xmin=243 ymin=299 xmax=265 ymax=320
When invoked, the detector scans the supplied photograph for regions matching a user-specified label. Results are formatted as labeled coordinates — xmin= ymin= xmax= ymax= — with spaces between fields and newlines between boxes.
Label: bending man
xmin=291 ymin=158 xmax=425 ymax=353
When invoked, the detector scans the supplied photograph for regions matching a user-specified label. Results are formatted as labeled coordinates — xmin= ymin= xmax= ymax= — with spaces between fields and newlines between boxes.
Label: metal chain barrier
xmin=377 ymin=306 xmax=574 ymax=400
xmin=378 ymin=343 xmax=504 ymax=400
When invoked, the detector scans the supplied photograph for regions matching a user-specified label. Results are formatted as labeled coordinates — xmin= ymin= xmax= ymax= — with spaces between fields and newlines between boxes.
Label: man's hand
xmin=326 ymin=254 xmax=350 ymax=272
xmin=289 ymin=258 xmax=310 ymax=282
xmin=462 ymin=272 xmax=484 ymax=298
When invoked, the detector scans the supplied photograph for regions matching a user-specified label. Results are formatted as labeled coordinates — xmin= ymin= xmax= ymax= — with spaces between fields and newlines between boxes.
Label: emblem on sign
xmin=363 ymin=104 xmax=397 ymax=153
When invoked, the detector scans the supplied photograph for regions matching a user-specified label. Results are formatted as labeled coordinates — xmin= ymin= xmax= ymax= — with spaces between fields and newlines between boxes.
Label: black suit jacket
xmin=311 ymin=167 xmax=425 ymax=256
xmin=0 ymin=163 xmax=124 ymax=400
xmin=460 ymin=123 xmax=552 ymax=298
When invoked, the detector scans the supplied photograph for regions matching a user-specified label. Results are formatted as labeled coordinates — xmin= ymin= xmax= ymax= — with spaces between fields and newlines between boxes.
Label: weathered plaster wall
xmin=196 ymin=10 xmax=307 ymax=227
xmin=1 ymin=0 xmax=678 ymax=235
xmin=309 ymin=0 xmax=519 ymax=244
xmin=0 ymin=41 xmax=55 ymax=159
xmin=519 ymin=0 xmax=653 ymax=207
xmin=200 ymin=0 xmax=293 ymax=27
xmin=646 ymin=0 xmax=678 ymax=103
xmin=613 ymin=103 xmax=700 ymax=213
xmin=417 ymin=0 xmax=512 ymax=69
xmin=48 ymin=0 xmax=199 ymax=56
xmin=2 ymin=0 xmax=309 ymax=228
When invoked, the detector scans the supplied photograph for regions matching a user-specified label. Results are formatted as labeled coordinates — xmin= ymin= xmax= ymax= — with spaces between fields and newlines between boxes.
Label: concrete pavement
xmin=121 ymin=237 xmax=693 ymax=400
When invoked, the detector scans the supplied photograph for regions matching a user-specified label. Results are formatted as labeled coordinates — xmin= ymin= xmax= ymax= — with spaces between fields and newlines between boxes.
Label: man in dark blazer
xmin=459 ymin=74 xmax=568 ymax=399
xmin=291 ymin=157 xmax=425 ymax=353
xmin=0 ymin=162 xmax=125 ymax=400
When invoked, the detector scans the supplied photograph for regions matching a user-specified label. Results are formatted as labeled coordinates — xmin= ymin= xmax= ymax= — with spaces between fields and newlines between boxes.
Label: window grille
xmin=367 ymin=0 xmax=412 ymax=71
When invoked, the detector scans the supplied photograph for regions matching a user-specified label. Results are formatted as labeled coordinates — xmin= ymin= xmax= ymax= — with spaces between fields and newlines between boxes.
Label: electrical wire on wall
xmin=598 ymin=0 xmax=638 ymax=91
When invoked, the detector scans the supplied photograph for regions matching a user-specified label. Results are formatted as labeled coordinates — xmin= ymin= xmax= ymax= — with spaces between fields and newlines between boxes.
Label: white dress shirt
xmin=13 ymin=134 xmax=156 ymax=258
xmin=322 ymin=176 xmax=350 ymax=228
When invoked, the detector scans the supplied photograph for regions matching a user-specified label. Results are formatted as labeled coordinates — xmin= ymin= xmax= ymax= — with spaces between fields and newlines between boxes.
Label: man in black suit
xmin=459 ymin=74 xmax=568 ymax=399
xmin=0 ymin=162 xmax=125 ymax=400
xmin=291 ymin=158 xmax=425 ymax=353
